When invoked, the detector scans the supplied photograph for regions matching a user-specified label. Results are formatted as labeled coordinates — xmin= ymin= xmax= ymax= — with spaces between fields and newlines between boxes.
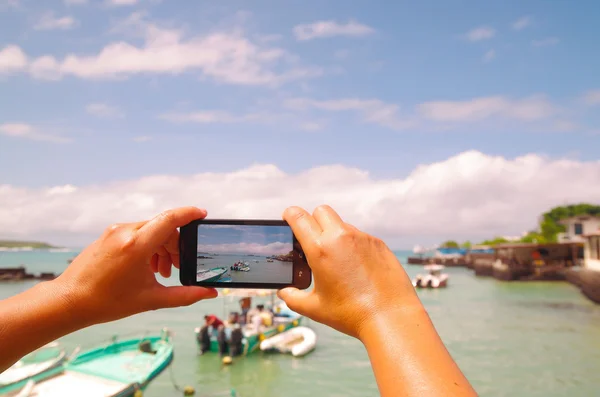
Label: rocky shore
xmin=0 ymin=266 xmax=58 ymax=281
xmin=273 ymin=251 xmax=294 ymax=262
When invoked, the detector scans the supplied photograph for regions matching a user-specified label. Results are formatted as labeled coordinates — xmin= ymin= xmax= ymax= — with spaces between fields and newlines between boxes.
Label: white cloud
xmin=483 ymin=49 xmax=496 ymax=63
xmin=464 ymin=26 xmax=495 ymax=42
xmin=293 ymin=20 xmax=374 ymax=41
xmin=86 ymin=103 xmax=124 ymax=118
xmin=34 ymin=12 xmax=77 ymax=31
xmin=105 ymin=0 xmax=138 ymax=6
xmin=159 ymin=110 xmax=275 ymax=124
xmin=284 ymin=97 xmax=413 ymax=130
xmin=1 ymin=151 xmax=599 ymax=247
xmin=0 ymin=123 xmax=71 ymax=143
xmin=417 ymin=95 xmax=556 ymax=123
xmin=16 ymin=16 xmax=321 ymax=85
xmin=0 ymin=45 xmax=27 ymax=73
xmin=512 ymin=16 xmax=531 ymax=31
xmin=532 ymin=37 xmax=559 ymax=47
xmin=582 ymin=90 xmax=600 ymax=106
xmin=197 ymin=242 xmax=292 ymax=256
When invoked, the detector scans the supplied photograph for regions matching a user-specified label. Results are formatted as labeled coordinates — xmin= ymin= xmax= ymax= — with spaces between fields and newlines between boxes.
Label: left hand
xmin=51 ymin=206 xmax=218 ymax=326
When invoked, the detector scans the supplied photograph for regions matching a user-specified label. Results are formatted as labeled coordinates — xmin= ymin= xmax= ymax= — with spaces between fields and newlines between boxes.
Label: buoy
xmin=258 ymin=333 xmax=265 ymax=341
xmin=133 ymin=390 xmax=143 ymax=397
xmin=277 ymin=324 xmax=285 ymax=332
xmin=292 ymin=320 xmax=298 ymax=326
xmin=222 ymin=356 xmax=233 ymax=365
xmin=183 ymin=385 xmax=196 ymax=396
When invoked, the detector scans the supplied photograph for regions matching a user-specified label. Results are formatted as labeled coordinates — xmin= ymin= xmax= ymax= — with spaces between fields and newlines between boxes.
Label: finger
xmin=157 ymin=246 xmax=172 ymax=278
xmin=312 ymin=205 xmax=344 ymax=231
xmin=150 ymin=253 xmax=159 ymax=273
xmin=162 ymin=230 xmax=180 ymax=269
xmin=277 ymin=288 xmax=320 ymax=317
xmin=137 ymin=207 xmax=207 ymax=249
xmin=150 ymin=286 xmax=218 ymax=309
xmin=282 ymin=207 xmax=322 ymax=253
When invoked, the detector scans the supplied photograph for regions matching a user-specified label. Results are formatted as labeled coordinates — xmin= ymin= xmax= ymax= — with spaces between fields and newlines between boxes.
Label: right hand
xmin=278 ymin=205 xmax=423 ymax=340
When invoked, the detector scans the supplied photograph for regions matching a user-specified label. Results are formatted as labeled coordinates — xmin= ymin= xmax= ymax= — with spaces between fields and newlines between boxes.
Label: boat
xmin=0 ymin=331 xmax=174 ymax=397
xmin=230 ymin=261 xmax=250 ymax=272
xmin=266 ymin=259 xmax=274 ymax=262
xmin=412 ymin=264 xmax=449 ymax=288
xmin=196 ymin=267 xmax=227 ymax=282
xmin=259 ymin=326 xmax=316 ymax=357
xmin=0 ymin=343 xmax=67 ymax=389
xmin=195 ymin=289 xmax=304 ymax=357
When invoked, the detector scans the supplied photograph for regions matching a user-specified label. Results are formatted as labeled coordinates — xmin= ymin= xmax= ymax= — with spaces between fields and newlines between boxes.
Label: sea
xmin=1 ymin=249 xmax=600 ymax=397
xmin=197 ymin=254 xmax=293 ymax=284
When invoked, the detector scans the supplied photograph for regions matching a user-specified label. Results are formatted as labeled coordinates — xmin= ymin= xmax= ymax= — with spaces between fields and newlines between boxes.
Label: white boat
xmin=0 ymin=343 xmax=67 ymax=389
xmin=412 ymin=264 xmax=449 ymax=288
xmin=259 ymin=326 xmax=316 ymax=357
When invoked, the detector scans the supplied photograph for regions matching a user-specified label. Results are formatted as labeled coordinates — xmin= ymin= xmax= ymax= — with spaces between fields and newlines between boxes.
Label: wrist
xmin=358 ymin=300 xmax=430 ymax=345
xmin=38 ymin=277 xmax=94 ymax=330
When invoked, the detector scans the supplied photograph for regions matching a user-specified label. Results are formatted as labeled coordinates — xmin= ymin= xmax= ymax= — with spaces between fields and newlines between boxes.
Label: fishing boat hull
xmin=259 ymin=326 xmax=316 ymax=357
xmin=196 ymin=267 xmax=227 ymax=282
xmin=412 ymin=274 xmax=449 ymax=288
xmin=0 ymin=335 xmax=173 ymax=397
xmin=0 ymin=344 xmax=66 ymax=390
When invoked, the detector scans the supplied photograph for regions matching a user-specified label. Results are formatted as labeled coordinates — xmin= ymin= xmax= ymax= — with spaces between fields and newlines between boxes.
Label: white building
xmin=584 ymin=232 xmax=600 ymax=271
xmin=557 ymin=215 xmax=600 ymax=243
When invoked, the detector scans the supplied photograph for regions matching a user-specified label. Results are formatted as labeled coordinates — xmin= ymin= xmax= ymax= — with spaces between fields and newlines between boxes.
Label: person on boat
xmin=0 ymin=205 xmax=476 ymax=397
xmin=239 ymin=297 xmax=251 ymax=325
xmin=204 ymin=314 xmax=224 ymax=329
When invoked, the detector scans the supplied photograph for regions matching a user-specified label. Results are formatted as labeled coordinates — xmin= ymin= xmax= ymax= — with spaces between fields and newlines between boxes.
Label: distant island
xmin=0 ymin=240 xmax=57 ymax=249
xmin=273 ymin=251 xmax=294 ymax=262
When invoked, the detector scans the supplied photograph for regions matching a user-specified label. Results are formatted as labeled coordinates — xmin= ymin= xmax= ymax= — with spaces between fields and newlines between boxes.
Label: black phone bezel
xmin=179 ymin=219 xmax=312 ymax=290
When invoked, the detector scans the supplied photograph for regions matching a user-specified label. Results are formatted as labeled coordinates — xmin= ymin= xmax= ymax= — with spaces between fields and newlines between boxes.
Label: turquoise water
xmin=197 ymin=253 xmax=293 ymax=284
xmin=1 ymin=250 xmax=600 ymax=396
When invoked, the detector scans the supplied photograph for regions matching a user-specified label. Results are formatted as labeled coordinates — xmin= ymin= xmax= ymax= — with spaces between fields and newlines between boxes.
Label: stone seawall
xmin=564 ymin=268 xmax=600 ymax=304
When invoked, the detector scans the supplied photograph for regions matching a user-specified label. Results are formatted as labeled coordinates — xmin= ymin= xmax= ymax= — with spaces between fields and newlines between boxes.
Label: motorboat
xmin=230 ymin=262 xmax=250 ymax=272
xmin=259 ymin=326 xmax=316 ymax=357
xmin=0 ymin=332 xmax=173 ymax=397
xmin=196 ymin=267 xmax=227 ymax=282
xmin=412 ymin=264 xmax=449 ymax=288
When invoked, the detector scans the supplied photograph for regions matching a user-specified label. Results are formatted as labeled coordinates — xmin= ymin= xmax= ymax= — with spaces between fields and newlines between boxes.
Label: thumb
xmin=277 ymin=288 xmax=319 ymax=317
xmin=150 ymin=286 xmax=218 ymax=309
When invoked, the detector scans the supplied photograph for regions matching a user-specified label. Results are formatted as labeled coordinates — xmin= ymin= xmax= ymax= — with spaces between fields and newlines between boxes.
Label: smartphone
xmin=179 ymin=219 xmax=312 ymax=289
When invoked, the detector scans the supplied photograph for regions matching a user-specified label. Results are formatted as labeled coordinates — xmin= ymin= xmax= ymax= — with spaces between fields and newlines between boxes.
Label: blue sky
xmin=198 ymin=225 xmax=291 ymax=247
xmin=1 ymin=0 xmax=599 ymax=248
xmin=1 ymin=0 xmax=598 ymax=187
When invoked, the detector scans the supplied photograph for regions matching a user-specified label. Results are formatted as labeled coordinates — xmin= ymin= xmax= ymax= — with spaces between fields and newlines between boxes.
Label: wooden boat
xmin=195 ymin=290 xmax=304 ymax=356
xmin=412 ymin=264 xmax=449 ymax=288
xmin=0 ymin=342 xmax=67 ymax=389
xmin=196 ymin=267 xmax=227 ymax=282
xmin=259 ymin=326 xmax=316 ymax=357
xmin=0 ymin=332 xmax=173 ymax=397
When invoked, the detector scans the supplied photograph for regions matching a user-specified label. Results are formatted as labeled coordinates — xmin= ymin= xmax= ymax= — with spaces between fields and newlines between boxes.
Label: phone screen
xmin=196 ymin=224 xmax=294 ymax=284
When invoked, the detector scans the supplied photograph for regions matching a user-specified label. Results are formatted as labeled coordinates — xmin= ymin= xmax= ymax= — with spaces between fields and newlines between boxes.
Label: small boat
xmin=412 ymin=264 xmax=449 ymax=288
xmin=266 ymin=259 xmax=274 ymax=262
xmin=259 ymin=326 xmax=316 ymax=357
xmin=253 ymin=260 xmax=259 ymax=263
xmin=0 ymin=332 xmax=173 ymax=397
xmin=196 ymin=267 xmax=227 ymax=282
xmin=0 ymin=343 xmax=67 ymax=389
xmin=230 ymin=261 xmax=250 ymax=272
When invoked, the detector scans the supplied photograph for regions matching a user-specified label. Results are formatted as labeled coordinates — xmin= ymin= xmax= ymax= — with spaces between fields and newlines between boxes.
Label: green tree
xmin=440 ymin=240 xmax=459 ymax=248
xmin=461 ymin=241 xmax=472 ymax=249
xmin=479 ymin=237 xmax=510 ymax=246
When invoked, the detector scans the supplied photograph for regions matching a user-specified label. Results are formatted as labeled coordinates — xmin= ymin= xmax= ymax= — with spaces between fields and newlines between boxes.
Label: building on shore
xmin=557 ymin=215 xmax=600 ymax=243
xmin=490 ymin=242 xmax=583 ymax=281
xmin=583 ymin=231 xmax=600 ymax=271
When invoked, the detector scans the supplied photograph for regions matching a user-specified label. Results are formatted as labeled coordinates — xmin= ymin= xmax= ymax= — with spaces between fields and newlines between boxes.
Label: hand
xmin=51 ymin=207 xmax=218 ymax=326
xmin=278 ymin=205 xmax=422 ymax=339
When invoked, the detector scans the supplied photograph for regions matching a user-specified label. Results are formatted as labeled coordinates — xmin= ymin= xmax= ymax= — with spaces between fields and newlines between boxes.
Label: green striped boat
xmin=0 ymin=331 xmax=173 ymax=397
